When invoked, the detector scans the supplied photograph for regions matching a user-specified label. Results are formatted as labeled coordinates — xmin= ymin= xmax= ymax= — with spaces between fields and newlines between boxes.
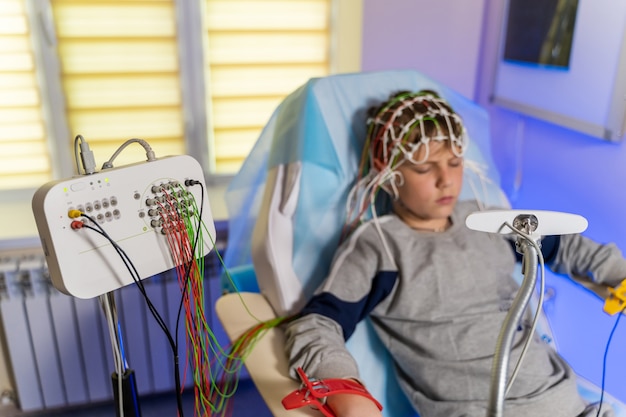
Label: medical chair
xmin=215 ymin=70 xmax=626 ymax=417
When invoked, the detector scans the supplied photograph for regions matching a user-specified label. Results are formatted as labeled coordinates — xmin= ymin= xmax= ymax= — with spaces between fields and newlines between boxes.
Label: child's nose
xmin=437 ymin=167 xmax=453 ymax=187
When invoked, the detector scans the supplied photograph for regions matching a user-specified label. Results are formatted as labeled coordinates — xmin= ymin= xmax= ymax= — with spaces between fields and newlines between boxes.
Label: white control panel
xmin=31 ymin=155 xmax=216 ymax=299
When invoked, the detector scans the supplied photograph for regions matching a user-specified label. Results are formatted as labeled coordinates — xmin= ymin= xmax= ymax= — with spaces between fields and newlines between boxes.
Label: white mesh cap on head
xmin=344 ymin=90 xmax=468 ymax=233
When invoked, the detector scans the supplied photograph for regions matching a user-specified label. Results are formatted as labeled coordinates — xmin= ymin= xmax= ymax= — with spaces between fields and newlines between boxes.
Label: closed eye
xmin=449 ymin=157 xmax=463 ymax=168
xmin=413 ymin=164 xmax=432 ymax=174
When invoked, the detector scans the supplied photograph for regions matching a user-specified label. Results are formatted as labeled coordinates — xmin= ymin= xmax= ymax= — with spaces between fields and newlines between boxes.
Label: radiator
xmin=0 ymin=223 xmax=228 ymax=413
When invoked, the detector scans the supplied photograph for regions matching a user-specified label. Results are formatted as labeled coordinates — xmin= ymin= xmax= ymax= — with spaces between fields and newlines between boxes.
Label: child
xmin=284 ymin=90 xmax=626 ymax=417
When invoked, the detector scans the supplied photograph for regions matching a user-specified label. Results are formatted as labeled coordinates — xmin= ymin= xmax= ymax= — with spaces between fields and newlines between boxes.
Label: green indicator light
xmin=63 ymin=187 xmax=68 ymax=193
xmin=105 ymin=178 xmax=109 ymax=183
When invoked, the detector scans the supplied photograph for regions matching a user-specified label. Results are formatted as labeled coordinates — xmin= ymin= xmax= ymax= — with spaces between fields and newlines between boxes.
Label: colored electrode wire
xmin=150 ymin=181 xmax=287 ymax=417
xmin=72 ymin=181 xmax=304 ymax=416
xmin=172 ymin=183 xmax=288 ymax=417
xmin=154 ymin=187 xmax=197 ymax=416
xmin=158 ymin=185 xmax=210 ymax=414
xmin=68 ymin=135 xmax=288 ymax=415
xmin=75 ymin=204 xmax=283 ymax=417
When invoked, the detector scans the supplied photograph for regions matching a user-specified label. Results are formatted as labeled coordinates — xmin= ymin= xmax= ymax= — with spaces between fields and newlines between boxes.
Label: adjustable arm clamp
xmin=282 ymin=367 xmax=382 ymax=417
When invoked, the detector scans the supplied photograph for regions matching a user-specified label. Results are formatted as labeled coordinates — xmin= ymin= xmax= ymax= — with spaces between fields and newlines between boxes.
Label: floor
xmin=1 ymin=379 xmax=272 ymax=417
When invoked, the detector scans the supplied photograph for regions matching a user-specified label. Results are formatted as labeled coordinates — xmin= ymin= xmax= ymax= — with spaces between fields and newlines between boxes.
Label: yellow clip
xmin=604 ymin=280 xmax=626 ymax=315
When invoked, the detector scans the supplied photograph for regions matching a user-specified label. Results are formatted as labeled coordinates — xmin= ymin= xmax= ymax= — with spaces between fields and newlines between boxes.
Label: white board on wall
xmin=492 ymin=0 xmax=626 ymax=141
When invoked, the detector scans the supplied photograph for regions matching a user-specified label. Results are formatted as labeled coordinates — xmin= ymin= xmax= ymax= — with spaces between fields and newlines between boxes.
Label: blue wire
xmin=117 ymin=323 xmax=129 ymax=370
xmin=595 ymin=309 xmax=624 ymax=417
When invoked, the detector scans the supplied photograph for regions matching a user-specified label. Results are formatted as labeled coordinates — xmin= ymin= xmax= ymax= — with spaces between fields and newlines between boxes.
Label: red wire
xmin=157 ymin=188 xmax=254 ymax=416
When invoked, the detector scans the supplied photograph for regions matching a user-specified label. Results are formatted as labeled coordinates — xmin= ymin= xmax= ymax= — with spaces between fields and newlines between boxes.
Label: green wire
xmin=171 ymin=185 xmax=291 ymax=415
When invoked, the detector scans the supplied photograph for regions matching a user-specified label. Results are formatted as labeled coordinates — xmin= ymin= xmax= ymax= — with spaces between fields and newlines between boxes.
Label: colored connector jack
xmin=71 ymin=220 xmax=84 ymax=230
xmin=603 ymin=279 xmax=626 ymax=315
xmin=68 ymin=209 xmax=83 ymax=219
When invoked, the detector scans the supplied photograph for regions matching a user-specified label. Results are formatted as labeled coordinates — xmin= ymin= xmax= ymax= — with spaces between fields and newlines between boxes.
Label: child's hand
xmin=326 ymin=391 xmax=384 ymax=417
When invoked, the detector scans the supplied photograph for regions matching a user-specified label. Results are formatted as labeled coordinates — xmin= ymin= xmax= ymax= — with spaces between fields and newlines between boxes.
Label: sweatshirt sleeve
xmin=550 ymin=233 xmax=626 ymax=287
xmin=283 ymin=220 xmax=397 ymax=382
xmin=284 ymin=313 xmax=361 ymax=381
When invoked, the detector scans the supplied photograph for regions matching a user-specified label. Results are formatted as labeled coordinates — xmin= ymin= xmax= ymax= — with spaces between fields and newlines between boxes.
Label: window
xmin=205 ymin=0 xmax=331 ymax=174
xmin=50 ymin=0 xmax=187 ymax=168
xmin=0 ymin=0 xmax=51 ymax=190
xmin=0 ymin=0 xmax=361 ymax=196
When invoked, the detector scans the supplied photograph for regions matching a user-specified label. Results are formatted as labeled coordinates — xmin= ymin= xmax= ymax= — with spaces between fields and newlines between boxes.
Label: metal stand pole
xmin=487 ymin=215 xmax=540 ymax=417
xmin=100 ymin=292 xmax=142 ymax=417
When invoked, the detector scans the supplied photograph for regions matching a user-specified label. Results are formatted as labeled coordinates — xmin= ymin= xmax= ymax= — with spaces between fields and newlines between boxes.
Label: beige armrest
xmin=215 ymin=292 xmax=317 ymax=416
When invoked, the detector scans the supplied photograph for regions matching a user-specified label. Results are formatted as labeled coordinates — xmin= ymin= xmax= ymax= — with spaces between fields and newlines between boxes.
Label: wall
xmin=2 ymin=0 xmax=625 ymax=409
xmin=362 ymin=0 xmax=626 ymax=405
xmin=478 ymin=0 xmax=626 ymax=248
xmin=480 ymin=2 xmax=626 ymax=400
xmin=361 ymin=0 xmax=626 ymax=246
xmin=361 ymin=0 xmax=487 ymax=99
xmin=0 ymin=0 xmax=365 ymax=406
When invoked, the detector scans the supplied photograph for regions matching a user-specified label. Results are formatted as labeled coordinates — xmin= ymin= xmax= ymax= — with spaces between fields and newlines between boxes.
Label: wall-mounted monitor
xmin=492 ymin=0 xmax=626 ymax=141
xmin=502 ymin=0 xmax=579 ymax=69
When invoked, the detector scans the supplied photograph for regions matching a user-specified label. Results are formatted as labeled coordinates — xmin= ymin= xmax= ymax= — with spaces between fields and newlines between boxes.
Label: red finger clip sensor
xmin=281 ymin=367 xmax=383 ymax=417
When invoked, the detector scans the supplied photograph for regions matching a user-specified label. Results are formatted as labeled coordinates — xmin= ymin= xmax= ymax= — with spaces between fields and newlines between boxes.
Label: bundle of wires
xmin=70 ymin=137 xmax=290 ymax=416
xmin=72 ymin=181 xmax=290 ymax=417
xmin=146 ymin=182 xmax=292 ymax=417
xmin=155 ymin=182 xmax=255 ymax=417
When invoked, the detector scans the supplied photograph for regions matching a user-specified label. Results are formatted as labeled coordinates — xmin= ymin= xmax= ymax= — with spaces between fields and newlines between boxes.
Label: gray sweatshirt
xmin=285 ymin=200 xmax=626 ymax=417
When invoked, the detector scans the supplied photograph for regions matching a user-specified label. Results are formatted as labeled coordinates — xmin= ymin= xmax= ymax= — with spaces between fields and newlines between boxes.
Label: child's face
xmin=392 ymin=141 xmax=463 ymax=230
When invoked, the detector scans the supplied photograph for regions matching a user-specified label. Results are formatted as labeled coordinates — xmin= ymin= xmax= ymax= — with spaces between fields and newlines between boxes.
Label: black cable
xmin=81 ymin=220 xmax=173 ymax=348
xmin=78 ymin=217 xmax=184 ymax=417
xmin=595 ymin=309 xmax=624 ymax=417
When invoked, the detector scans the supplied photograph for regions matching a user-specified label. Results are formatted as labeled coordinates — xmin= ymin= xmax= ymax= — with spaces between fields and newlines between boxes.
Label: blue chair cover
xmin=223 ymin=69 xmax=503 ymax=293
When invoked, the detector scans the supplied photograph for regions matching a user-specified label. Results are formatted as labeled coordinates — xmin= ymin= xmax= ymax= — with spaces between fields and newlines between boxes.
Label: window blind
xmin=204 ymin=0 xmax=331 ymax=174
xmin=50 ymin=0 xmax=186 ymax=170
xmin=1 ymin=0 xmax=335 ymax=193
xmin=0 ymin=0 xmax=51 ymax=190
